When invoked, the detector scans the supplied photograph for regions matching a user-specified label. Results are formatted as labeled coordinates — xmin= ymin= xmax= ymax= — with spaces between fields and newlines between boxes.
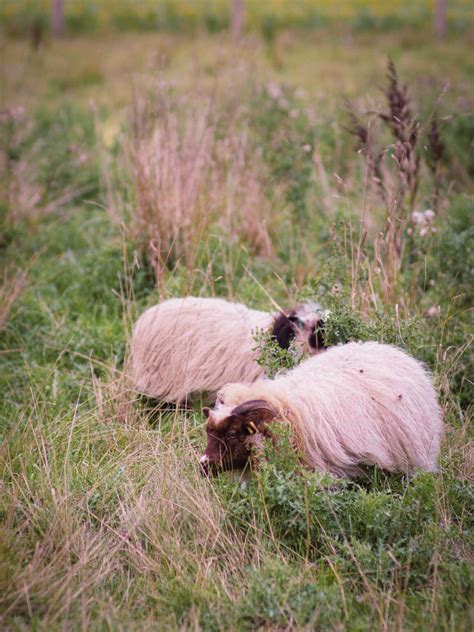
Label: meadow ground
xmin=0 ymin=23 xmax=473 ymax=631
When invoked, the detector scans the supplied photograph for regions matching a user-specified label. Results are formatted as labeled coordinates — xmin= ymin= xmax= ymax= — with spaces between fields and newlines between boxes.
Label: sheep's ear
xmin=245 ymin=421 xmax=258 ymax=435
xmin=231 ymin=399 xmax=276 ymax=433
xmin=203 ymin=407 xmax=211 ymax=419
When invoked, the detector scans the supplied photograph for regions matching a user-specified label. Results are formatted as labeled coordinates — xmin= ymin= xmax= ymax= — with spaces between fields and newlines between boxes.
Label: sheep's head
xmin=272 ymin=302 xmax=325 ymax=356
xmin=200 ymin=399 xmax=277 ymax=475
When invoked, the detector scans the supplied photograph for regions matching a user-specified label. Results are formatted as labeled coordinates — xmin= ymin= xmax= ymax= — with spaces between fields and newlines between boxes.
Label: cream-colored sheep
xmin=200 ymin=341 xmax=443 ymax=477
xmin=131 ymin=296 xmax=324 ymax=403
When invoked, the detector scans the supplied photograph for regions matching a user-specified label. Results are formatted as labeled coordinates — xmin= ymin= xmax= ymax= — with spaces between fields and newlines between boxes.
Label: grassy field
xmin=1 ymin=21 xmax=473 ymax=632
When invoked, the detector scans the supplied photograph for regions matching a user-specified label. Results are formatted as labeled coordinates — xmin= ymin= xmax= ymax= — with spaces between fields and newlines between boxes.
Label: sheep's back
xmin=131 ymin=297 xmax=272 ymax=401
xmin=270 ymin=342 xmax=443 ymax=475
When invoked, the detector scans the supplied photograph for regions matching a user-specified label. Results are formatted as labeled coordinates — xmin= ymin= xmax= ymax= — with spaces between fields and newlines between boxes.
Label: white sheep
xmin=131 ymin=296 xmax=325 ymax=403
xmin=200 ymin=341 xmax=443 ymax=477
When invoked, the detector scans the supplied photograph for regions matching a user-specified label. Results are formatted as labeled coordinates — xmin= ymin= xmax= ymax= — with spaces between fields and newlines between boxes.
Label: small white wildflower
xmin=426 ymin=305 xmax=441 ymax=318
xmin=411 ymin=211 xmax=424 ymax=225
xmin=267 ymin=82 xmax=282 ymax=99
xmin=11 ymin=106 xmax=26 ymax=121
xmin=303 ymin=144 xmax=312 ymax=153
xmin=424 ymin=209 xmax=436 ymax=223
xmin=324 ymin=309 xmax=332 ymax=319
xmin=412 ymin=209 xmax=437 ymax=237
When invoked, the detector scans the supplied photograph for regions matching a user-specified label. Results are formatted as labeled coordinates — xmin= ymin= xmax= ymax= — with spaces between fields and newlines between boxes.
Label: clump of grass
xmin=131 ymin=77 xmax=276 ymax=286
xmin=220 ymin=429 xmax=473 ymax=629
xmin=347 ymin=60 xmax=421 ymax=300
xmin=131 ymin=87 xmax=214 ymax=282
xmin=344 ymin=60 xmax=460 ymax=307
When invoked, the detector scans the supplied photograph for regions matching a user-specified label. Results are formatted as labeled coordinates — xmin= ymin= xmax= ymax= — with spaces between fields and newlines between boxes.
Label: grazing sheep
xmin=131 ymin=296 xmax=325 ymax=403
xmin=200 ymin=341 xmax=443 ymax=477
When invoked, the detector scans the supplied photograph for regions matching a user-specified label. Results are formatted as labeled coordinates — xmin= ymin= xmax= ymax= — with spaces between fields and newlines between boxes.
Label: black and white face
xmin=199 ymin=400 xmax=276 ymax=475
xmin=271 ymin=303 xmax=325 ymax=355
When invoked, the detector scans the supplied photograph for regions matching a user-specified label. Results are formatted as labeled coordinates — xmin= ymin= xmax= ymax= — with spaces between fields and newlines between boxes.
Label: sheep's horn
xmin=231 ymin=399 xmax=276 ymax=417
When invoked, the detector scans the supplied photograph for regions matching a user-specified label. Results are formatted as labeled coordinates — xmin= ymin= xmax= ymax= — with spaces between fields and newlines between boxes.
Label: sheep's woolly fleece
xmin=215 ymin=341 xmax=443 ymax=476
xmin=131 ymin=297 xmax=274 ymax=402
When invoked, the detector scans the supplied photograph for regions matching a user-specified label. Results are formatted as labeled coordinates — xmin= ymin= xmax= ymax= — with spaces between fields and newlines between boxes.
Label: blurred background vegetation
xmin=2 ymin=0 xmax=473 ymax=36
xmin=0 ymin=0 xmax=474 ymax=38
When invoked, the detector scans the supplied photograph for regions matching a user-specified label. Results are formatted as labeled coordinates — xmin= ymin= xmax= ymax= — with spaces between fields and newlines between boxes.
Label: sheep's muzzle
xmin=199 ymin=454 xmax=211 ymax=476
xmin=199 ymin=435 xmax=250 ymax=476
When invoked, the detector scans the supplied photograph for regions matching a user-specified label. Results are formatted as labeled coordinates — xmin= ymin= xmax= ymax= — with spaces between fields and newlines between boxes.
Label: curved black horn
xmin=231 ymin=399 xmax=276 ymax=417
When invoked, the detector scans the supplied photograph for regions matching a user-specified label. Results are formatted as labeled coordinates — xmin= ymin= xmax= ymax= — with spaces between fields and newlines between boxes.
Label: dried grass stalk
xmin=131 ymin=82 xmax=275 ymax=286
xmin=379 ymin=59 xmax=420 ymax=211
xmin=347 ymin=60 xmax=432 ymax=305
xmin=0 ymin=267 xmax=27 ymax=331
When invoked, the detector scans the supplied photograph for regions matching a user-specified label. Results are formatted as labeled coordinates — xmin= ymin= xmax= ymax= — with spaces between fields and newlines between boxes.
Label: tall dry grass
xmin=343 ymin=60 xmax=451 ymax=311
xmin=0 ymin=368 xmax=279 ymax=627
xmin=130 ymin=76 xmax=276 ymax=288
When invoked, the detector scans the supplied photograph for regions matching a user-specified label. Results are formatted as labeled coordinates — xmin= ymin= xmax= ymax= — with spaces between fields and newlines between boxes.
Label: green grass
xmin=1 ymin=28 xmax=473 ymax=630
